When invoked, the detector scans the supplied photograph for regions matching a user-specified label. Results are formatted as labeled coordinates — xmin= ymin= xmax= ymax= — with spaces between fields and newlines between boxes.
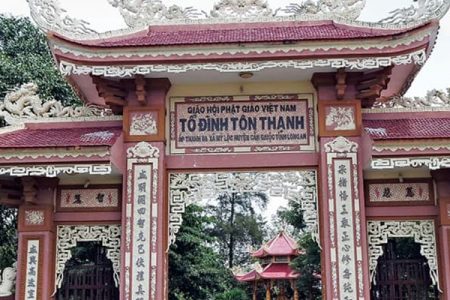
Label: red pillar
xmin=120 ymin=79 xmax=170 ymax=300
xmin=15 ymin=178 xmax=57 ymax=300
xmin=432 ymin=169 xmax=450 ymax=300
xmin=314 ymin=73 xmax=371 ymax=299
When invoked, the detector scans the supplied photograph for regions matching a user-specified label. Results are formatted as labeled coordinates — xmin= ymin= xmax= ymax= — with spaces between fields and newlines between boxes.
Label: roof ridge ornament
xmin=283 ymin=0 xmax=366 ymax=20
xmin=210 ymin=0 xmax=275 ymax=18
xmin=27 ymin=0 xmax=97 ymax=35
xmin=27 ymin=0 xmax=450 ymax=40
xmin=380 ymin=0 xmax=450 ymax=25
xmin=0 ymin=83 xmax=113 ymax=126
xmin=374 ymin=88 xmax=450 ymax=109
xmin=107 ymin=0 xmax=203 ymax=28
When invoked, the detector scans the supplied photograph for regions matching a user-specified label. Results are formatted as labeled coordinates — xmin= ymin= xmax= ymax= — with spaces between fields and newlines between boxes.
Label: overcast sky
xmin=0 ymin=0 xmax=449 ymax=97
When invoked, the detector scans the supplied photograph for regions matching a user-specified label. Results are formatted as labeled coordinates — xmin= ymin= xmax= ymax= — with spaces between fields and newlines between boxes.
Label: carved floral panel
xmin=24 ymin=210 xmax=45 ymax=226
xmin=19 ymin=206 xmax=52 ymax=232
xmin=130 ymin=112 xmax=158 ymax=136
xmin=319 ymin=101 xmax=362 ymax=137
xmin=124 ymin=107 xmax=165 ymax=142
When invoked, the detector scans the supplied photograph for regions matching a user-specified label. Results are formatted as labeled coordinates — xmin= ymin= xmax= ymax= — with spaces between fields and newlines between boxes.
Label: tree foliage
xmin=208 ymin=191 xmax=268 ymax=268
xmin=169 ymin=204 xmax=245 ymax=300
xmin=0 ymin=15 xmax=79 ymax=105
xmin=276 ymin=195 xmax=306 ymax=232
xmin=291 ymin=234 xmax=322 ymax=300
xmin=0 ymin=15 xmax=81 ymax=269
xmin=276 ymin=198 xmax=322 ymax=300
xmin=0 ymin=204 xmax=17 ymax=270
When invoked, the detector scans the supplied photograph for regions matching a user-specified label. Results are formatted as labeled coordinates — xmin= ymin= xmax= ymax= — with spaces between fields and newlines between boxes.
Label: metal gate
xmin=371 ymin=238 xmax=438 ymax=300
xmin=56 ymin=242 xmax=119 ymax=300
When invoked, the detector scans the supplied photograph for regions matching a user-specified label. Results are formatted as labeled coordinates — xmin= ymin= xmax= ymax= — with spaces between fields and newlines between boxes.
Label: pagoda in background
xmin=235 ymin=231 xmax=302 ymax=300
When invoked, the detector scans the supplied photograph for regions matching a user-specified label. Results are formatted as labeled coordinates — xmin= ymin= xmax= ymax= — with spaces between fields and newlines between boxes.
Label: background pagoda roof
xmin=235 ymin=263 xmax=300 ymax=282
xmin=252 ymin=231 xmax=300 ymax=258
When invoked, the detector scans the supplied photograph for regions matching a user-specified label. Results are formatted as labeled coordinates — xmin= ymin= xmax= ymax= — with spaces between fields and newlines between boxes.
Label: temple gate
xmin=0 ymin=0 xmax=449 ymax=299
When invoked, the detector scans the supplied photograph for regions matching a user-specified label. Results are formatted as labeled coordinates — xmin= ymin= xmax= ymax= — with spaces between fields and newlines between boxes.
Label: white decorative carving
xmin=55 ymin=225 xmax=121 ymax=289
xmin=324 ymin=136 xmax=358 ymax=153
xmin=364 ymin=127 xmax=387 ymax=137
xmin=80 ymin=131 xmax=115 ymax=143
xmin=284 ymin=0 xmax=366 ymax=20
xmin=0 ymin=147 xmax=110 ymax=161
xmin=371 ymin=157 xmax=450 ymax=170
xmin=107 ymin=0 xmax=202 ymax=28
xmin=59 ymin=49 xmax=427 ymax=77
xmin=372 ymin=142 xmax=450 ymax=153
xmin=27 ymin=0 xmax=96 ymax=35
xmin=374 ymin=88 xmax=450 ymax=109
xmin=0 ymin=265 xmax=16 ymax=297
xmin=25 ymin=210 xmax=45 ymax=225
xmin=0 ymin=83 xmax=113 ymax=125
xmin=130 ymin=113 xmax=157 ymax=136
xmin=0 ymin=164 xmax=112 ymax=177
xmin=325 ymin=107 xmax=356 ymax=130
xmin=211 ymin=0 xmax=273 ymax=18
xmin=168 ymin=171 xmax=318 ymax=246
xmin=27 ymin=0 xmax=448 ymax=41
xmin=367 ymin=220 xmax=440 ymax=289
xmin=380 ymin=0 xmax=450 ymax=25
xmin=127 ymin=141 xmax=159 ymax=158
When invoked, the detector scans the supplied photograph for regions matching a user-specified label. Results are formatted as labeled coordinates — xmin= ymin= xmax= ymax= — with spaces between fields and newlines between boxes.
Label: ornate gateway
xmin=0 ymin=0 xmax=449 ymax=299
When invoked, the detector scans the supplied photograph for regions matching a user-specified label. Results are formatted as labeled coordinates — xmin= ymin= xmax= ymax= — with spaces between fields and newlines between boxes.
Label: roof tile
xmin=364 ymin=118 xmax=450 ymax=140
xmin=76 ymin=22 xmax=418 ymax=48
xmin=0 ymin=127 xmax=122 ymax=148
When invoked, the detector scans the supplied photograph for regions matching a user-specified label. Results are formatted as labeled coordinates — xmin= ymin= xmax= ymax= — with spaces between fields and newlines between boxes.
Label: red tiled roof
xmin=235 ymin=263 xmax=300 ymax=282
xmin=364 ymin=118 xmax=450 ymax=140
xmin=70 ymin=21 xmax=421 ymax=48
xmin=0 ymin=127 xmax=122 ymax=148
xmin=252 ymin=231 xmax=299 ymax=258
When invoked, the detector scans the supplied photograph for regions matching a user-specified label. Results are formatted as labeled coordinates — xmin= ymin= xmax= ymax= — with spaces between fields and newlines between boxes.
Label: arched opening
xmin=168 ymin=170 xmax=321 ymax=300
xmin=56 ymin=241 xmax=119 ymax=300
xmin=371 ymin=238 xmax=439 ymax=300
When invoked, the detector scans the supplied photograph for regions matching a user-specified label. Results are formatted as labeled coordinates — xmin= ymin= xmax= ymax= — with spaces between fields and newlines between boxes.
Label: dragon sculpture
xmin=375 ymin=88 xmax=450 ymax=108
xmin=0 ymin=265 xmax=16 ymax=297
xmin=380 ymin=0 xmax=450 ymax=24
xmin=0 ymin=83 xmax=113 ymax=125
xmin=284 ymin=0 xmax=366 ymax=20
xmin=27 ymin=0 xmax=450 ymax=37
xmin=107 ymin=0 xmax=202 ymax=27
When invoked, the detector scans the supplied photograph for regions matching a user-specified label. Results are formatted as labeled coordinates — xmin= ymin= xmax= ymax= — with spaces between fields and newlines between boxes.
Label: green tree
xmin=276 ymin=197 xmax=322 ymax=300
xmin=208 ymin=191 xmax=268 ymax=269
xmin=0 ymin=15 xmax=79 ymax=105
xmin=291 ymin=234 xmax=322 ymax=300
xmin=276 ymin=196 xmax=306 ymax=232
xmin=0 ymin=204 xmax=17 ymax=270
xmin=215 ymin=288 xmax=249 ymax=300
xmin=0 ymin=15 xmax=81 ymax=269
xmin=169 ymin=204 xmax=238 ymax=300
